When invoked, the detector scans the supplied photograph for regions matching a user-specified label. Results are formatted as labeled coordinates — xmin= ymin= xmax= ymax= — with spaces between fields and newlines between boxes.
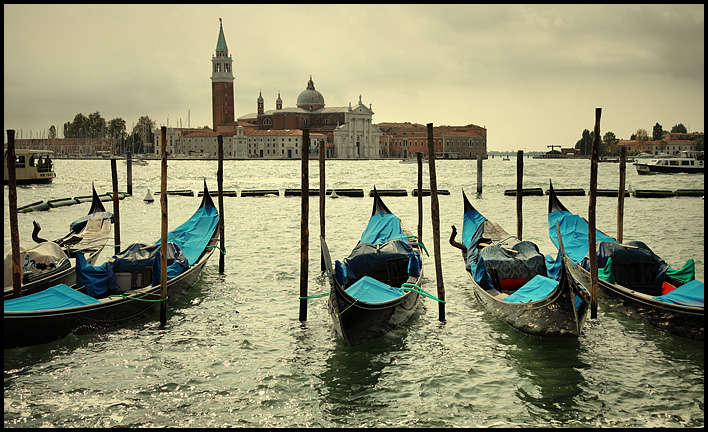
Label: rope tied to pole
xmin=402 ymin=283 xmax=446 ymax=303
xmin=407 ymin=236 xmax=429 ymax=256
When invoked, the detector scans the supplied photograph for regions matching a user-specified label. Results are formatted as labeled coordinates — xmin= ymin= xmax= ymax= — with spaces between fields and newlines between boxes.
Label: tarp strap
xmin=402 ymin=283 xmax=446 ymax=303
xmin=493 ymin=236 xmax=517 ymax=245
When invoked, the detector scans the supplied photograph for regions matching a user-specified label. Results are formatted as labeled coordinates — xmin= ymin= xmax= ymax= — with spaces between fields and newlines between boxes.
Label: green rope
xmin=493 ymin=236 xmax=517 ymax=246
xmin=207 ymin=245 xmax=226 ymax=255
xmin=107 ymin=293 xmax=168 ymax=302
xmin=401 ymin=283 xmax=446 ymax=303
xmin=407 ymin=237 xmax=429 ymax=256
xmin=299 ymin=291 xmax=330 ymax=300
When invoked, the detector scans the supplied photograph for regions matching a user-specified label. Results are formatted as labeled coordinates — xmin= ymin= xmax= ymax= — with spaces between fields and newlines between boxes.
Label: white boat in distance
xmin=634 ymin=150 xmax=704 ymax=175
xmin=3 ymin=149 xmax=56 ymax=185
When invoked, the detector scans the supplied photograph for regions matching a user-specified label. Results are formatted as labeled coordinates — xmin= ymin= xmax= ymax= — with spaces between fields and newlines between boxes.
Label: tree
xmin=695 ymin=137 xmax=704 ymax=151
xmin=635 ymin=128 xmax=649 ymax=141
xmin=603 ymin=131 xmax=619 ymax=156
xmin=652 ymin=123 xmax=663 ymax=141
xmin=67 ymin=113 xmax=89 ymax=138
xmin=671 ymin=123 xmax=688 ymax=133
xmin=87 ymin=111 xmax=106 ymax=138
xmin=131 ymin=115 xmax=156 ymax=154
xmin=48 ymin=125 xmax=57 ymax=139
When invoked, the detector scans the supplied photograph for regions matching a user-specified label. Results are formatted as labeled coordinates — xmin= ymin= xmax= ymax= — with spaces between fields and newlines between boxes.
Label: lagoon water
xmin=3 ymin=157 xmax=704 ymax=427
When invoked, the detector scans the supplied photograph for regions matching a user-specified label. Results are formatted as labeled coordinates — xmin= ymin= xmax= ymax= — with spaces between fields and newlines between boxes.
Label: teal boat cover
xmin=359 ymin=212 xmax=409 ymax=245
xmin=652 ymin=279 xmax=704 ymax=308
xmin=345 ymin=276 xmax=405 ymax=303
xmin=4 ymin=283 xmax=99 ymax=312
xmin=548 ymin=208 xmax=617 ymax=264
xmin=76 ymin=205 xmax=219 ymax=297
xmin=503 ymin=275 xmax=558 ymax=303
xmin=156 ymin=206 xmax=220 ymax=265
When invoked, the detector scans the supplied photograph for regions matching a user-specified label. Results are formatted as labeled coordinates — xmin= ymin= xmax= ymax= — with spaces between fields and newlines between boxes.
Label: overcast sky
xmin=4 ymin=4 xmax=704 ymax=152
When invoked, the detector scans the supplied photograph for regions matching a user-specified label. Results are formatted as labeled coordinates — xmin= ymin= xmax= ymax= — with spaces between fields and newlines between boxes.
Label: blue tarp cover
xmin=75 ymin=205 xmax=218 ymax=297
xmin=4 ymin=283 xmax=99 ymax=312
xmin=549 ymin=209 xmax=617 ymax=264
xmin=503 ymin=275 xmax=559 ymax=303
xmin=359 ymin=213 xmax=409 ymax=245
xmin=653 ymin=279 xmax=704 ymax=308
xmin=345 ymin=275 xmax=405 ymax=303
xmin=156 ymin=206 xmax=219 ymax=265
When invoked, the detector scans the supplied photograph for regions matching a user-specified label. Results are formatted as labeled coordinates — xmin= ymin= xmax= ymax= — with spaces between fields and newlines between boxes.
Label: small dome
xmin=296 ymin=76 xmax=324 ymax=108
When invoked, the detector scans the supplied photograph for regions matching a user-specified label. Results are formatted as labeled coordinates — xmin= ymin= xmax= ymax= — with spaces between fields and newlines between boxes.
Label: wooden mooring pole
xmin=617 ymin=146 xmax=626 ymax=244
xmin=160 ymin=126 xmax=168 ymax=325
xmin=589 ymin=108 xmax=601 ymax=319
xmin=110 ymin=159 xmax=121 ymax=255
xmin=320 ymin=139 xmax=326 ymax=273
xmin=218 ymin=135 xmax=225 ymax=274
xmin=126 ymin=151 xmax=133 ymax=196
xmin=7 ymin=130 xmax=23 ymax=298
xmin=299 ymin=129 xmax=310 ymax=322
xmin=477 ymin=155 xmax=483 ymax=194
xmin=427 ymin=123 xmax=445 ymax=321
xmin=516 ymin=150 xmax=523 ymax=241
xmin=416 ymin=151 xmax=423 ymax=242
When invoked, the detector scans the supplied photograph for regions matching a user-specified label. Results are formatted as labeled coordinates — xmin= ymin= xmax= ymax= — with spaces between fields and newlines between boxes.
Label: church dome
xmin=296 ymin=76 xmax=325 ymax=109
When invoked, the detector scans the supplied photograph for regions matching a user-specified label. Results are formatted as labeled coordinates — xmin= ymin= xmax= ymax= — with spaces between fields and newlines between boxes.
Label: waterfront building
xmin=377 ymin=122 xmax=487 ymax=159
xmin=238 ymin=79 xmax=382 ymax=158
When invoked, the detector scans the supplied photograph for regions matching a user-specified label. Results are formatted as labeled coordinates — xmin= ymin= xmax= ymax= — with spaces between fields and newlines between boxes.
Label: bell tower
xmin=211 ymin=18 xmax=234 ymax=130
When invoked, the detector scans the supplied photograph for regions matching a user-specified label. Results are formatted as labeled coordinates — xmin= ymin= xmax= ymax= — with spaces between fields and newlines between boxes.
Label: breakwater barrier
xmin=17 ymin=192 xmax=130 ymax=213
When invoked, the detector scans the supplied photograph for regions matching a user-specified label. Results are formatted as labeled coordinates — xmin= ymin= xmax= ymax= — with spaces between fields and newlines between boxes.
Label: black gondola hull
xmin=469 ymin=254 xmax=588 ymax=337
xmin=4 ymin=242 xmax=216 ymax=349
xmin=328 ymin=277 xmax=421 ymax=347
xmin=567 ymin=263 xmax=704 ymax=340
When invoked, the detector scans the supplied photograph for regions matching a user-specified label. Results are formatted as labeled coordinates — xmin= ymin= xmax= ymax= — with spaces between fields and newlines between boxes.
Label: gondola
xmin=451 ymin=189 xmax=589 ymax=337
xmin=547 ymin=180 xmax=704 ymax=340
xmin=3 ymin=185 xmax=113 ymax=300
xmin=320 ymin=187 xmax=426 ymax=346
xmin=4 ymin=180 xmax=220 ymax=348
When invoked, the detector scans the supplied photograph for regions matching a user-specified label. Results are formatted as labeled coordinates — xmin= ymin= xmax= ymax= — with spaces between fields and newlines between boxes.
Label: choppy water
xmin=4 ymin=157 xmax=704 ymax=427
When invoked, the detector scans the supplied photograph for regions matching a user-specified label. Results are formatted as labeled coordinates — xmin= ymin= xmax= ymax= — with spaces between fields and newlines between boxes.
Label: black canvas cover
xmin=478 ymin=240 xmax=546 ymax=281
xmin=342 ymin=239 xmax=415 ymax=284
xmin=580 ymin=240 xmax=668 ymax=284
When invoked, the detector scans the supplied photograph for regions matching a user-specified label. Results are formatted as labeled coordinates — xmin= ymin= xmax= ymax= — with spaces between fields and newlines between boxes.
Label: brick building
xmin=377 ymin=122 xmax=487 ymax=159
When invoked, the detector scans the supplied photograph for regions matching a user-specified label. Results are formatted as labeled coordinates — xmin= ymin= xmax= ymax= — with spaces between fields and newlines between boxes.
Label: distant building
xmin=617 ymin=132 xmax=703 ymax=155
xmin=4 ymin=138 xmax=113 ymax=156
xmin=238 ymin=78 xmax=382 ymax=158
xmin=377 ymin=122 xmax=487 ymax=159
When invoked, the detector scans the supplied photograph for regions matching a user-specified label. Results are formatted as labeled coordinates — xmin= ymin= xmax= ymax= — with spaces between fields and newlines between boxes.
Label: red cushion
xmin=661 ymin=281 xmax=676 ymax=295
xmin=499 ymin=278 xmax=529 ymax=292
